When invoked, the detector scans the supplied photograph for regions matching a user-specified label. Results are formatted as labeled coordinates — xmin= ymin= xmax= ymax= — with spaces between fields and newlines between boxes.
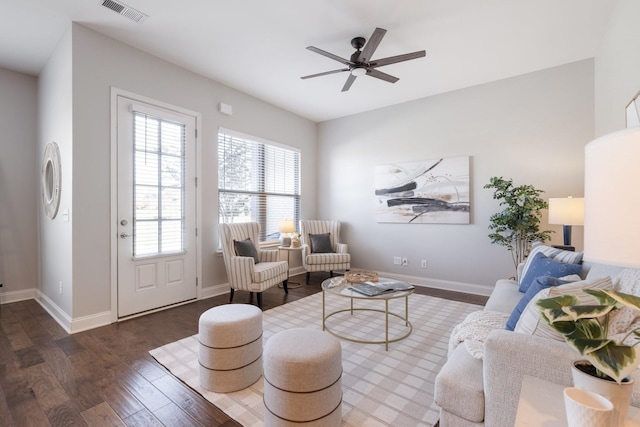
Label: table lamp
xmin=548 ymin=197 xmax=584 ymax=251
xmin=584 ymin=127 xmax=640 ymax=268
xmin=279 ymin=219 xmax=295 ymax=247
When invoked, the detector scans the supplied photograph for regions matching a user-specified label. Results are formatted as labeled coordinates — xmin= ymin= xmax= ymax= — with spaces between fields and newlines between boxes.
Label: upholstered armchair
xmin=299 ymin=220 xmax=351 ymax=284
xmin=220 ymin=222 xmax=288 ymax=308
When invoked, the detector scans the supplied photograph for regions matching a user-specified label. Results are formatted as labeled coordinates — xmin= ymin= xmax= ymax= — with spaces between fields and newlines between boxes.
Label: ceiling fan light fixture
xmin=351 ymin=67 xmax=367 ymax=77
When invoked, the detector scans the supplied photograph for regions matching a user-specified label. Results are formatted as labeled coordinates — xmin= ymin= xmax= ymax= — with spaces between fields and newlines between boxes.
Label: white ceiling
xmin=0 ymin=0 xmax=616 ymax=122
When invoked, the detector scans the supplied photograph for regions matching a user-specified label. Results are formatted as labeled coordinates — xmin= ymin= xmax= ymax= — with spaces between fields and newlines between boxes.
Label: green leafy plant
xmin=537 ymin=289 xmax=640 ymax=384
xmin=484 ymin=177 xmax=552 ymax=273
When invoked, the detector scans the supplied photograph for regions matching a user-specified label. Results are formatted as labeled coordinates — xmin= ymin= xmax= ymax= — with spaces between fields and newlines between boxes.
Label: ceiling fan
xmin=301 ymin=27 xmax=426 ymax=92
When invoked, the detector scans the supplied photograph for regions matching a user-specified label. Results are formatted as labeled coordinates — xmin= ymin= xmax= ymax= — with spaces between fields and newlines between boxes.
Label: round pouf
xmin=263 ymin=328 xmax=342 ymax=426
xmin=198 ymin=304 xmax=263 ymax=393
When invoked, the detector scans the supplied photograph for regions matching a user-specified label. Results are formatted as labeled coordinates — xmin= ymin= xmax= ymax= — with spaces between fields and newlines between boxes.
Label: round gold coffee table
xmin=321 ymin=277 xmax=414 ymax=351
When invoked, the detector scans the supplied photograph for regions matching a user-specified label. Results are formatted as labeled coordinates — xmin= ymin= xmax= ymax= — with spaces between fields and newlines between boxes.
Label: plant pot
xmin=571 ymin=360 xmax=634 ymax=427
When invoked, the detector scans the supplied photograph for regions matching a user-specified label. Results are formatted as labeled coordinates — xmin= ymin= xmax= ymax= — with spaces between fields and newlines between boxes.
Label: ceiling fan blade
xmin=370 ymin=50 xmax=426 ymax=68
xmin=358 ymin=27 xmax=386 ymax=63
xmin=306 ymin=46 xmax=352 ymax=66
xmin=301 ymin=68 xmax=350 ymax=79
xmin=366 ymin=68 xmax=399 ymax=84
xmin=341 ymin=74 xmax=357 ymax=92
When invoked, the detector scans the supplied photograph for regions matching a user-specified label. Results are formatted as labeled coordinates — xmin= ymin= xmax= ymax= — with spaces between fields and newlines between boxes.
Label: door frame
xmin=109 ymin=87 xmax=203 ymax=322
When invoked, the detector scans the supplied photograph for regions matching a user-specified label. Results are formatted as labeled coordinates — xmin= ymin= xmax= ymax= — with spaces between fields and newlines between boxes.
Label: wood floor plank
xmin=98 ymin=379 xmax=145 ymax=420
xmin=47 ymin=400 xmax=89 ymax=427
xmin=117 ymin=370 xmax=171 ymax=413
xmin=122 ymin=408 xmax=163 ymax=426
xmin=25 ymin=362 xmax=70 ymax=411
xmin=152 ymin=401 xmax=201 ymax=427
xmin=1 ymin=320 xmax=33 ymax=351
xmin=80 ymin=401 xmax=126 ymax=427
xmin=152 ymin=373 xmax=241 ymax=426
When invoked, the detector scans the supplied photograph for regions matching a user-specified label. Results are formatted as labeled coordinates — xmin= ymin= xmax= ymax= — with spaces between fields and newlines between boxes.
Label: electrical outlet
xmin=421 ymin=259 xmax=428 ymax=268
xmin=402 ymin=257 xmax=408 ymax=266
xmin=393 ymin=256 xmax=401 ymax=265
xmin=59 ymin=281 xmax=63 ymax=295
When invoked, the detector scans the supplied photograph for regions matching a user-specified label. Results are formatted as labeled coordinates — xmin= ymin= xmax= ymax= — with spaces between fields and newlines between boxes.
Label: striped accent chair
xmin=220 ymin=222 xmax=288 ymax=308
xmin=300 ymin=220 xmax=351 ymax=284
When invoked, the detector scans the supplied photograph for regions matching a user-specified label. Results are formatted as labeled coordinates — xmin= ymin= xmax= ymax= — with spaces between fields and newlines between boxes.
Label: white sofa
xmin=434 ymin=259 xmax=640 ymax=427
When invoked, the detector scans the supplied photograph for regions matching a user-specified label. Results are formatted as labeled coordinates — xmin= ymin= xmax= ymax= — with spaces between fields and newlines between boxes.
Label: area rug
xmin=149 ymin=292 xmax=481 ymax=426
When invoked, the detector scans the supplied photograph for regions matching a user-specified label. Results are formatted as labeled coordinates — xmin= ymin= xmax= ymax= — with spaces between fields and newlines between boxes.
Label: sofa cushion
xmin=514 ymin=276 xmax=613 ymax=340
xmin=505 ymin=276 xmax=571 ymax=331
xmin=434 ymin=344 xmax=486 ymax=423
xmin=484 ymin=279 xmax=522 ymax=314
xmin=518 ymin=252 xmax=582 ymax=292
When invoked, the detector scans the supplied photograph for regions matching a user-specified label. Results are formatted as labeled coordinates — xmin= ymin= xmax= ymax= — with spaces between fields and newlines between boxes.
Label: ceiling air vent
xmin=101 ymin=0 xmax=148 ymax=23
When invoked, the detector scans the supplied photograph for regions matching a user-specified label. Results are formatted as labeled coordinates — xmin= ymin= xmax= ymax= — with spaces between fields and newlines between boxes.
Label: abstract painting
xmin=375 ymin=156 xmax=470 ymax=224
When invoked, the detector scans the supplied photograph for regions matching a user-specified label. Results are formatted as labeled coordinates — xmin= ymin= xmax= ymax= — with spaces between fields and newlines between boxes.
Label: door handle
xmin=120 ymin=233 xmax=130 ymax=239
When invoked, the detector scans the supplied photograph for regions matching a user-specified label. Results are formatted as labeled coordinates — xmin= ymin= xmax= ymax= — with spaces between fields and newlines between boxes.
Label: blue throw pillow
xmin=518 ymin=252 xmax=582 ymax=292
xmin=506 ymin=276 xmax=571 ymax=331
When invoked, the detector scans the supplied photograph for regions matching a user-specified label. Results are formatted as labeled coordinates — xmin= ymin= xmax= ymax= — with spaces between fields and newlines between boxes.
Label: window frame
xmin=217 ymin=128 xmax=301 ymax=243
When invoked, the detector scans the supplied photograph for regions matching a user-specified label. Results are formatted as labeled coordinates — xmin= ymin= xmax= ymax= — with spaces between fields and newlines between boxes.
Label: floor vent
xmin=101 ymin=0 xmax=148 ymax=23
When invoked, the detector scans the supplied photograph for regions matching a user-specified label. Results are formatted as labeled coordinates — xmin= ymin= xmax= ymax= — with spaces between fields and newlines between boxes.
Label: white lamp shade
xmin=584 ymin=127 xmax=640 ymax=268
xmin=279 ymin=219 xmax=295 ymax=234
xmin=548 ymin=197 xmax=584 ymax=226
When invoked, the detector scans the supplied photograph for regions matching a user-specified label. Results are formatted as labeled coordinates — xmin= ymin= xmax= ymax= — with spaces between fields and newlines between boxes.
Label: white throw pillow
xmin=514 ymin=276 xmax=613 ymax=340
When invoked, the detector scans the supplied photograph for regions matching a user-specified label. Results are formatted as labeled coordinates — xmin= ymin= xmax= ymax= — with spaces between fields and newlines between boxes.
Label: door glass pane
xmin=133 ymin=112 xmax=186 ymax=257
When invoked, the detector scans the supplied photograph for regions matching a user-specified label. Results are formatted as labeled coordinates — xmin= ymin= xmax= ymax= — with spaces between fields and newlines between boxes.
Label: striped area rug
xmin=149 ymin=292 xmax=481 ymax=426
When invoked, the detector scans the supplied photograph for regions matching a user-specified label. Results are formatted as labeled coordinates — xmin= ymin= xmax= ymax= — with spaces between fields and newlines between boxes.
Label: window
xmin=133 ymin=111 xmax=186 ymax=257
xmin=218 ymin=128 xmax=300 ymax=242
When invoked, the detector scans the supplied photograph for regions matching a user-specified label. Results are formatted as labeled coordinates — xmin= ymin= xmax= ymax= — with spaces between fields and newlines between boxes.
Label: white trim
xmin=35 ymin=289 xmax=72 ymax=333
xmin=373 ymin=270 xmax=493 ymax=296
xmin=110 ymin=87 xmax=203 ymax=321
xmin=200 ymin=283 xmax=231 ymax=300
xmin=218 ymin=126 xmax=301 ymax=153
xmin=0 ymin=288 xmax=37 ymax=304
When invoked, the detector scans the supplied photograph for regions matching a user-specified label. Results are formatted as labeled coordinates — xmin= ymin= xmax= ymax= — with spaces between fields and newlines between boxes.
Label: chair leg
xmin=229 ymin=288 xmax=235 ymax=303
xmin=306 ymin=272 xmax=310 ymax=284
xmin=257 ymin=292 xmax=263 ymax=308
xmin=330 ymin=271 xmax=334 ymax=278
xmin=283 ymin=279 xmax=288 ymax=294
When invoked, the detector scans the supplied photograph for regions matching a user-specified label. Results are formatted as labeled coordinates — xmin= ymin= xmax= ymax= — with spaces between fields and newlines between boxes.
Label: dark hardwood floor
xmin=0 ymin=273 xmax=488 ymax=427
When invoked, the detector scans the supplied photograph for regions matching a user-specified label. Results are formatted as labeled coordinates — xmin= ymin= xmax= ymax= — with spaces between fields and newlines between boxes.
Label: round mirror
xmin=42 ymin=142 xmax=61 ymax=219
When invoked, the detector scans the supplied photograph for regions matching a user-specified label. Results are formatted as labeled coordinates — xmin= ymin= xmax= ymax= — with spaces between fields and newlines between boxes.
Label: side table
xmin=278 ymin=246 xmax=303 ymax=289
xmin=515 ymin=375 xmax=640 ymax=426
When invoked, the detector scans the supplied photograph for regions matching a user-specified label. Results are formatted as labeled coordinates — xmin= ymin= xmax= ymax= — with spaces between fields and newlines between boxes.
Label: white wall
xmin=37 ymin=28 xmax=73 ymax=315
xmin=318 ymin=60 xmax=594 ymax=291
xmin=0 ymin=67 xmax=38 ymax=300
xmin=595 ymin=0 xmax=640 ymax=135
xmin=65 ymin=24 xmax=316 ymax=318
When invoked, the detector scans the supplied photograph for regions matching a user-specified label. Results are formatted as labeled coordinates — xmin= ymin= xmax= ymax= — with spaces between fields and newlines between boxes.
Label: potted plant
xmin=537 ymin=289 xmax=640 ymax=425
xmin=484 ymin=177 xmax=552 ymax=274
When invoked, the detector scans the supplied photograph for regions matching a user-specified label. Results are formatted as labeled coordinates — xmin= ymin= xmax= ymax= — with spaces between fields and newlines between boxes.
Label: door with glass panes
xmin=117 ymin=96 xmax=197 ymax=317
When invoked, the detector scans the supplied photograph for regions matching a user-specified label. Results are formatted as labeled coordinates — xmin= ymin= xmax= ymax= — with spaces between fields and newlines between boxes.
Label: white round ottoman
xmin=198 ymin=304 xmax=263 ymax=393
xmin=263 ymin=328 xmax=342 ymax=426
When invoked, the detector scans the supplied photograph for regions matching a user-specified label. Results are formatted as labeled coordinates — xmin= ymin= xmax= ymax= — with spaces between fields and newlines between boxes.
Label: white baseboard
xmin=0 ymin=288 xmax=36 ymax=304
xmin=200 ymin=282 xmax=231 ymax=299
xmin=374 ymin=270 xmax=493 ymax=296
xmin=35 ymin=289 xmax=73 ymax=333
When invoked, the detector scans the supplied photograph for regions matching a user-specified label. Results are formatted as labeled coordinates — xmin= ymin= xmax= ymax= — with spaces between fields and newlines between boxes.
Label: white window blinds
xmin=218 ymin=128 xmax=300 ymax=241
xmin=133 ymin=112 xmax=186 ymax=257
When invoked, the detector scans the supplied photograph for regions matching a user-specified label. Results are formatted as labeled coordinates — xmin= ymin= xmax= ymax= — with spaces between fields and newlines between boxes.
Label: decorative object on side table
xmin=345 ymin=270 xmax=378 ymax=283
xmin=279 ymin=219 xmax=295 ymax=247
xmin=563 ymin=387 xmax=614 ymax=427
xmin=484 ymin=176 xmax=553 ymax=276
xmin=548 ymin=196 xmax=584 ymax=251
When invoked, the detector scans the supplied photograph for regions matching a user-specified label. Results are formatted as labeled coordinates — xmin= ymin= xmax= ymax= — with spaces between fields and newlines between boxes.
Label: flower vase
xmin=571 ymin=360 xmax=634 ymax=427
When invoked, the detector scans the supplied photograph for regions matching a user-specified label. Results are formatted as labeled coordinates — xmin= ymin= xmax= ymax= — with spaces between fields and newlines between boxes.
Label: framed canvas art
xmin=375 ymin=156 xmax=470 ymax=224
